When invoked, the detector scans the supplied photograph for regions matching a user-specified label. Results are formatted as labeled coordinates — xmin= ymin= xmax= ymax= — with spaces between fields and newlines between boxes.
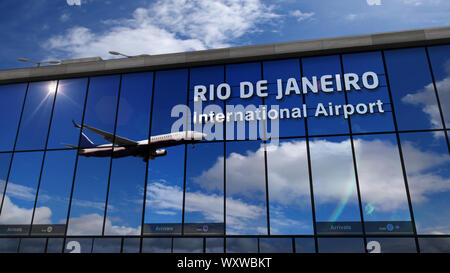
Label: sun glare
xmin=47 ymin=82 xmax=57 ymax=94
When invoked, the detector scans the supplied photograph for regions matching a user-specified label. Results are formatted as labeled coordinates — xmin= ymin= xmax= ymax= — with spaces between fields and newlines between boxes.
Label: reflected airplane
xmin=62 ymin=120 xmax=207 ymax=161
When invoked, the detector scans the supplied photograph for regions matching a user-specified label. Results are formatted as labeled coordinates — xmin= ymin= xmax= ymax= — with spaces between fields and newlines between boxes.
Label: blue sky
xmin=0 ymin=0 xmax=450 ymax=70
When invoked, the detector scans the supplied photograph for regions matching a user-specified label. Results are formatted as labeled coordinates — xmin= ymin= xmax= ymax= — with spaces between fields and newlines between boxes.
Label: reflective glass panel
xmin=259 ymin=238 xmax=293 ymax=253
xmin=173 ymin=238 xmax=203 ymax=253
xmin=18 ymin=238 xmax=46 ymax=253
xmin=206 ymin=238 xmax=224 ymax=253
xmin=46 ymin=238 xmax=64 ymax=253
xmin=64 ymin=238 xmax=93 ymax=253
xmin=294 ymin=237 xmax=316 ymax=253
xmin=318 ymin=237 xmax=365 ymax=253
xmin=141 ymin=238 xmax=171 ymax=253
xmin=0 ymin=153 xmax=12 ymax=211
xmin=122 ymin=238 xmax=141 ymax=253
xmin=0 ymin=83 xmax=26 ymax=152
xmin=92 ymin=238 xmax=122 ymax=253
xmin=226 ymin=238 xmax=258 ymax=253
xmin=225 ymin=141 xmax=267 ymax=235
xmin=366 ymin=237 xmax=416 ymax=253
xmin=419 ymin=237 xmax=450 ymax=253
xmin=0 ymin=238 xmax=19 ymax=253
xmin=15 ymin=81 xmax=57 ymax=151
xmin=428 ymin=45 xmax=450 ymax=127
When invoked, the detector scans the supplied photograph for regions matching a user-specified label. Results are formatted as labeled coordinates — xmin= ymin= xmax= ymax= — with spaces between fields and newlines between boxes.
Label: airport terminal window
xmin=122 ymin=237 xmax=141 ymax=253
xmin=294 ymin=237 xmax=316 ymax=253
xmin=0 ymin=151 xmax=44 ymax=235
xmin=384 ymin=47 xmax=443 ymax=131
xmin=226 ymin=237 xmax=258 ymax=253
xmin=266 ymin=139 xmax=314 ymax=235
xmin=263 ymin=58 xmax=306 ymax=138
xmin=0 ymin=153 xmax=12 ymax=210
xmin=310 ymin=136 xmax=362 ymax=235
xmin=141 ymin=237 xmax=171 ymax=253
xmin=46 ymin=238 xmax=64 ymax=253
xmin=342 ymin=51 xmax=395 ymax=133
xmin=32 ymin=150 xmax=77 ymax=235
xmin=428 ymin=45 xmax=450 ymax=128
xmin=353 ymin=134 xmax=413 ymax=235
xmin=92 ymin=238 xmax=122 ymax=253
xmin=259 ymin=238 xmax=293 ymax=253
xmin=399 ymin=131 xmax=450 ymax=234
xmin=225 ymin=141 xmax=267 ymax=235
xmin=64 ymin=238 xmax=93 ymax=253
xmin=0 ymin=238 xmax=20 ymax=253
xmin=104 ymin=72 xmax=153 ymax=236
xmin=46 ymin=78 xmax=87 ymax=149
xmin=418 ymin=237 xmax=450 ymax=253
xmin=317 ymin=237 xmax=365 ymax=253
xmin=15 ymin=81 xmax=57 ymax=151
xmin=366 ymin=237 xmax=416 ymax=253
xmin=184 ymin=142 xmax=224 ymax=235
xmin=18 ymin=238 xmax=46 ymax=253
xmin=206 ymin=238 xmax=224 ymax=253
xmin=67 ymin=75 xmax=120 ymax=236
xmin=173 ymin=238 xmax=203 ymax=253
xmin=0 ymin=83 xmax=26 ymax=152
xmin=302 ymin=55 xmax=349 ymax=136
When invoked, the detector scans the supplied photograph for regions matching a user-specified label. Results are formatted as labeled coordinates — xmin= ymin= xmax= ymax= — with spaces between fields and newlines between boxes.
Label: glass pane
xmin=342 ymin=51 xmax=394 ymax=133
xmin=310 ymin=136 xmax=362 ymax=235
xmin=206 ymin=238 xmax=224 ymax=253
xmin=92 ymin=238 xmax=122 ymax=253
xmin=399 ymin=131 xmax=450 ymax=234
xmin=226 ymin=141 xmax=267 ymax=235
xmin=0 ymin=238 xmax=19 ymax=253
xmin=294 ymin=237 xmax=315 ymax=253
xmin=173 ymin=238 xmax=203 ymax=253
xmin=46 ymin=78 xmax=87 ymax=149
xmin=184 ymin=142 xmax=224 ymax=236
xmin=0 ymin=151 xmax=43 ymax=235
xmin=263 ymin=59 xmax=306 ymax=138
xmin=64 ymin=238 xmax=93 ymax=253
xmin=419 ymin=237 xmax=450 ymax=253
xmin=141 ymin=238 xmax=171 ymax=253
xmin=0 ymin=153 xmax=12 ymax=211
xmin=18 ymin=238 xmax=46 ymax=253
xmin=15 ymin=81 xmax=57 ymax=151
xmin=428 ymin=45 xmax=450 ymax=127
xmin=31 ymin=150 xmax=77 ymax=235
xmin=67 ymin=75 xmax=120 ymax=236
xmin=104 ymin=72 xmax=153 ymax=236
xmin=144 ymin=145 xmax=185 ymax=235
xmin=384 ymin=47 xmax=442 ymax=130
xmin=226 ymin=238 xmax=258 ymax=253
xmin=354 ymin=134 xmax=413 ymax=235
xmin=302 ymin=55 xmax=349 ymax=135
xmin=366 ymin=237 xmax=416 ymax=253
xmin=318 ymin=237 xmax=365 ymax=253
xmin=266 ymin=139 xmax=314 ymax=235
xmin=0 ymin=83 xmax=26 ymax=151
xmin=122 ymin=238 xmax=141 ymax=253
xmin=46 ymin=238 xmax=64 ymax=253
xmin=259 ymin=238 xmax=293 ymax=253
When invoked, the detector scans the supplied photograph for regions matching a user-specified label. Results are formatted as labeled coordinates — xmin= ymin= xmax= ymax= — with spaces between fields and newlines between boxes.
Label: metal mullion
xmin=140 ymin=71 xmax=157 ymax=252
xmin=29 ymin=80 xmax=60 ymax=236
xmin=62 ymin=77 xmax=91 ymax=252
xmin=381 ymin=50 xmax=420 ymax=253
xmin=102 ymin=74 xmax=123 ymax=236
xmin=181 ymin=69 xmax=190 ymax=236
xmin=424 ymin=46 xmax=450 ymax=154
xmin=339 ymin=54 xmax=368 ymax=252
xmin=299 ymin=58 xmax=318 ymax=253
xmin=223 ymin=65 xmax=227 ymax=253
xmin=0 ymin=82 xmax=29 ymax=215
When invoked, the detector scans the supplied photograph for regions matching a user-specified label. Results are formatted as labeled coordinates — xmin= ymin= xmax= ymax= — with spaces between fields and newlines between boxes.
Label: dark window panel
xmin=399 ymin=131 xmax=450 ymax=234
xmin=46 ymin=238 xmax=64 ymax=253
xmin=15 ymin=81 xmax=57 ymax=151
xmin=384 ymin=47 xmax=443 ymax=131
xmin=141 ymin=238 xmax=171 ymax=253
xmin=318 ymin=237 xmax=365 ymax=253
xmin=259 ymin=238 xmax=293 ymax=253
xmin=419 ymin=237 xmax=450 ymax=253
xmin=206 ymin=238 xmax=224 ymax=253
xmin=366 ymin=237 xmax=416 ymax=253
xmin=426 ymin=45 xmax=450 ymax=128
xmin=122 ymin=238 xmax=141 ymax=253
xmin=226 ymin=238 xmax=258 ymax=253
xmin=64 ymin=238 xmax=93 ymax=253
xmin=173 ymin=238 xmax=203 ymax=253
xmin=294 ymin=237 xmax=316 ymax=253
xmin=310 ymin=136 xmax=362 ymax=235
xmin=225 ymin=141 xmax=267 ymax=235
xmin=46 ymin=78 xmax=87 ymax=149
xmin=266 ymin=139 xmax=314 ymax=235
xmin=18 ymin=238 xmax=46 ymax=253
xmin=92 ymin=238 xmax=122 ymax=253
xmin=0 ymin=83 xmax=27 ymax=152
xmin=0 ymin=238 xmax=20 ymax=253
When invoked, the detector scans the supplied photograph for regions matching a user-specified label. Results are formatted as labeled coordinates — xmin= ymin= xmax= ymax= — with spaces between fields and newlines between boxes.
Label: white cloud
xmin=0 ymin=196 xmax=51 ymax=225
xmin=367 ymin=0 xmax=382 ymax=5
xmin=45 ymin=0 xmax=279 ymax=59
xmin=60 ymin=13 xmax=70 ymax=22
xmin=290 ymin=10 xmax=314 ymax=22
xmin=66 ymin=0 xmax=82 ymax=6
xmin=67 ymin=213 xmax=140 ymax=235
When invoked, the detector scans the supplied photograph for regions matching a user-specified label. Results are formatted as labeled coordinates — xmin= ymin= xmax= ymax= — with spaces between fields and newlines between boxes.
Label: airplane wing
xmin=73 ymin=120 xmax=138 ymax=146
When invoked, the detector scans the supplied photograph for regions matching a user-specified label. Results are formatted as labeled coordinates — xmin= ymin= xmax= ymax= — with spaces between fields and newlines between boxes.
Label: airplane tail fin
xmin=80 ymin=132 xmax=95 ymax=148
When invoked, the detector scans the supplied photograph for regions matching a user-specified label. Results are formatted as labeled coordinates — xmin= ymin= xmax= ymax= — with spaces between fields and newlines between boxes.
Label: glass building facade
xmin=0 ymin=45 xmax=449 ymax=253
